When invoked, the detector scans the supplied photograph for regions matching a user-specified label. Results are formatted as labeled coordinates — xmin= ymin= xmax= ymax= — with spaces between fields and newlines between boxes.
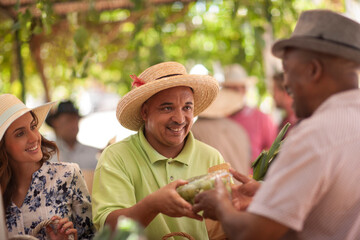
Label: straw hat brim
xmin=272 ymin=36 xmax=360 ymax=63
xmin=199 ymin=88 xmax=244 ymax=118
xmin=117 ymin=74 xmax=219 ymax=131
xmin=0 ymin=102 xmax=56 ymax=140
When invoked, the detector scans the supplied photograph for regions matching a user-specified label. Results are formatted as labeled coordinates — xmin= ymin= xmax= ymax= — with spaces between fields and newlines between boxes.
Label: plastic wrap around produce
xmin=176 ymin=170 xmax=232 ymax=204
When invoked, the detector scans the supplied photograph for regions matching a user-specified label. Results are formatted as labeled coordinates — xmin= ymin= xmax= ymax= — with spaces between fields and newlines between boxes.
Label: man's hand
xmin=151 ymin=179 xmax=203 ymax=221
xmin=230 ymin=169 xmax=261 ymax=211
xmin=192 ymin=176 xmax=232 ymax=220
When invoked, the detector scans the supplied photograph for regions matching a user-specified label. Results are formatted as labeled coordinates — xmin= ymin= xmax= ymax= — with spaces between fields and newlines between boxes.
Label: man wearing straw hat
xmin=192 ymin=9 xmax=360 ymax=239
xmin=92 ymin=62 xmax=225 ymax=239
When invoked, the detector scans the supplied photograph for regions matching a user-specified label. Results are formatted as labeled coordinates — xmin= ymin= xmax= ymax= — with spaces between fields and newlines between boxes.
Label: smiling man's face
xmin=141 ymin=86 xmax=194 ymax=156
xmin=282 ymin=48 xmax=316 ymax=119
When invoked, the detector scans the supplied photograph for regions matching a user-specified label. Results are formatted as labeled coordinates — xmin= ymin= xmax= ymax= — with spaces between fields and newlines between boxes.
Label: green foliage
xmin=0 ymin=0 xmax=345 ymax=101
xmin=252 ymin=122 xmax=291 ymax=181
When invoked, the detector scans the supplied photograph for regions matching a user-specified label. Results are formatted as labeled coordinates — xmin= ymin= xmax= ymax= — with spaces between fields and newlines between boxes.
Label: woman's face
xmin=4 ymin=112 xmax=43 ymax=164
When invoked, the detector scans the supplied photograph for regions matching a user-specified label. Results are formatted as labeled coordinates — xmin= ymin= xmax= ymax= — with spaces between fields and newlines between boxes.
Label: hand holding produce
xmin=176 ymin=170 xmax=232 ymax=204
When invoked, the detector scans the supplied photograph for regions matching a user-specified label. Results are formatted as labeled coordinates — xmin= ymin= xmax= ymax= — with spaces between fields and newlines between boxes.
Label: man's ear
xmin=309 ymin=58 xmax=323 ymax=83
xmin=140 ymin=103 xmax=148 ymax=121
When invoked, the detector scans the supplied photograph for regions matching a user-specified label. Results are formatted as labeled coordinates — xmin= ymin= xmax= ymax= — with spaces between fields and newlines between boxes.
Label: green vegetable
xmin=252 ymin=122 xmax=291 ymax=181
xmin=177 ymin=170 xmax=232 ymax=204
xmin=93 ymin=225 xmax=112 ymax=240
xmin=93 ymin=216 xmax=145 ymax=240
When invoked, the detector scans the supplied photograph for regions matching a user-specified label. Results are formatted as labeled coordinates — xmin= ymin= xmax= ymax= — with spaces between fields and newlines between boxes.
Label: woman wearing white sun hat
xmin=0 ymin=94 xmax=95 ymax=240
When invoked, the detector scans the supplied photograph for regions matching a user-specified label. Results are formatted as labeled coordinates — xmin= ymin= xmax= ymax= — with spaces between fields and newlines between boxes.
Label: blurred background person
xmin=46 ymin=100 xmax=100 ymax=170
xmin=223 ymin=64 xmax=277 ymax=164
xmin=272 ymin=72 xmax=298 ymax=133
xmin=192 ymin=88 xmax=251 ymax=175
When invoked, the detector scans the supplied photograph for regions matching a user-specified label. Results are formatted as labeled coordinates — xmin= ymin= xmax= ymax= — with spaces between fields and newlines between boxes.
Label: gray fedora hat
xmin=272 ymin=10 xmax=360 ymax=63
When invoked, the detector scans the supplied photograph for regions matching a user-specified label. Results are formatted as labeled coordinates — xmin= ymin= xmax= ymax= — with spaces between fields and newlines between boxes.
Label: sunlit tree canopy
xmin=0 ymin=0 xmax=346 ymax=105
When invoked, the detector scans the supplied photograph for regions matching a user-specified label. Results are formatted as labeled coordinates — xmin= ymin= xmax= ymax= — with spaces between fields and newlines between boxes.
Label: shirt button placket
xmin=168 ymin=160 xmax=174 ymax=181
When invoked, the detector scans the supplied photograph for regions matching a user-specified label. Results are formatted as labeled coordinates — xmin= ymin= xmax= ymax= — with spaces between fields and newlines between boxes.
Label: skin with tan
xmin=4 ymin=112 xmax=78 ymax=240
xmin=191 ymin=48 xmax=360 ymax=240
xmin=51 ymin=113 xmax=80 ymax=149
xmin=105 ymin=86 xmax=202 ymax=229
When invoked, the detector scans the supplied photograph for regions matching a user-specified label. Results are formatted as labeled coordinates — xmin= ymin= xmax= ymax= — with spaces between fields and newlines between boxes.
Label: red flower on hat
xmin=130 ymin=75 xmax=145 ymax=88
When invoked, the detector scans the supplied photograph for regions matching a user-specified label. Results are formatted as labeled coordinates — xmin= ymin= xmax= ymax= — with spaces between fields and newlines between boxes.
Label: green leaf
xmin=74 ymin=27 xmax=89 ymax=49
xmin=252 ymin=152 xmax=268 ymax=180
xmin=267 ymin=122 xmax=290 ymax=160
xmin=252 ymin=122 xmax=291 ymax=181
xmin=33 ymin=25 xmax=43 ymax=35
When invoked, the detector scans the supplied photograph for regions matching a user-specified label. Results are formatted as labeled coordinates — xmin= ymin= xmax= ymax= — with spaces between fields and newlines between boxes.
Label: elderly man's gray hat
xmin=272 ymin=10 xmax=360 ymax=63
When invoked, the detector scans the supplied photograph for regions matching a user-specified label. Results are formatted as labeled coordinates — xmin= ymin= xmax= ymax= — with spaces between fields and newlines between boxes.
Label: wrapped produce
xmin=176 ymin=169 xmax=232 ymax=204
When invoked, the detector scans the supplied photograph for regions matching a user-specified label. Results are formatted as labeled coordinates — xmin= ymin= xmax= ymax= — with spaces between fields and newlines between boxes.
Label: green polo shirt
xmin=92 ymin=126 xmax=224 ymax=239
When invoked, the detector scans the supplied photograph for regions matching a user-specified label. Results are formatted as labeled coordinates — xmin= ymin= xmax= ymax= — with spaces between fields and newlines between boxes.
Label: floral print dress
xmin=6 ymin=161 xmax=95 ymax=239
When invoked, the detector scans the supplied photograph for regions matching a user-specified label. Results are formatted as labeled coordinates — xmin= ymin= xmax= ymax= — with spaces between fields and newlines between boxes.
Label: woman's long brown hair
xmin=0 ymin=111 xmax=58 ymax=208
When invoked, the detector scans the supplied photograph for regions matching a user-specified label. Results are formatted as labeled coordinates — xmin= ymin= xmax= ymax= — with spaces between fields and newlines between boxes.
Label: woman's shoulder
xmin=43 ymin=161 xmax=81 ymax=176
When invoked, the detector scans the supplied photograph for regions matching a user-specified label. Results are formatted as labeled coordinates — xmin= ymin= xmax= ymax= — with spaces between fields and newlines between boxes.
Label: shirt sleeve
xmin=70 ymin=164 xmax=96 ymax=239
xmin=247 ymin=128 xmax=331 ymax=231
xmin=92 ymin=146 xmax=136 ymax=230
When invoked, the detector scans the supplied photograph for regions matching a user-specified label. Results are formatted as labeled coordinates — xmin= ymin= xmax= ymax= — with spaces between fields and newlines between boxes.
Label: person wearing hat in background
xmin=271 ymin=72 xmax=298 ymax=135
xmin=223 ymin=64 xmax=277 ymax=166
xmin=92 ymin=62 xmax=225 ymax=239
xmin=191 ymin=88 xmax=251 ymax=240
xmin=192 ymin=9 xmax=360 ymax=239
xmin=0 ymin=94 xmax=95 ymax=239
xmin=46 ymin=100 xmax=100 ymax=170
xmin=192 ymin=88 xmax=251 ymax=175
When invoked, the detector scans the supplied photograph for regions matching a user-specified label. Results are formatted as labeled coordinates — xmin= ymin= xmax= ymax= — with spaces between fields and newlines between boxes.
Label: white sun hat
xmin=0 ymin=94 xmax=55 ymax=140
xmin=199 ymin=88 xmax=245 ymax=118
xmin=222 ymin=64 xmax=257 ymax=88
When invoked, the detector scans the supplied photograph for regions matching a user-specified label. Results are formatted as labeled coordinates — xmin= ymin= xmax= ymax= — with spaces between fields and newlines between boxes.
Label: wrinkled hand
xmin=46 ymin=216 xmax=78 ymax=240
xmin=151 ymin=180 xmax=203 ymax=221
xmin=192 ymin=177 xmax=231 ymax=220
xmin=230 ymin=169 xmax=261 ymax=211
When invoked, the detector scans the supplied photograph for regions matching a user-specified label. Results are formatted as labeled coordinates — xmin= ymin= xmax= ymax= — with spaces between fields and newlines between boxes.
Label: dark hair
xmin=0 ymin=111 xmax=58 ymax=208
xmin=272 ymin=72 xmax=285 ymax=90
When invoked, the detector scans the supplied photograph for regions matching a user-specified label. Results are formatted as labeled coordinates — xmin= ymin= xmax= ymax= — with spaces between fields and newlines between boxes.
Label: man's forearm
xmin=217 ymin=200 xmax=288 ymax=240
xmin=105 ymin=193 xmax=158 ymax=229
xmin=216 ymin=198 xmax=247 ymax=239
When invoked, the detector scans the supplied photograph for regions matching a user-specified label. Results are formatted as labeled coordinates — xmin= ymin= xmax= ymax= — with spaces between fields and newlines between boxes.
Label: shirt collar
xmin=138 ymin=125 xmax=194 ymax=165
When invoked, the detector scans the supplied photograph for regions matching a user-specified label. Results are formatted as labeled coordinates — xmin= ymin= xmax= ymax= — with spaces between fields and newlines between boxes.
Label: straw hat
xmin=222 ymin=64 xmax=257 ymax=88
xmin=199 ymin=88 xmax=244 ymax=118
xmin=116 ymin=62 xmax=219 ymax=131
xmin=0 ymin=94 xmax=55 ymax=140
xmin=272 ymin=10 xmax=360 ymax=63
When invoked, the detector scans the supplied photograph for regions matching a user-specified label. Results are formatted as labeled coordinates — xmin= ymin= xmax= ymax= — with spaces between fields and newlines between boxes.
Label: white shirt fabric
xmin=52 ymin=138 xmax=100 ymax=170
xmin=248 ymin=89 xmax=360 ymax=240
